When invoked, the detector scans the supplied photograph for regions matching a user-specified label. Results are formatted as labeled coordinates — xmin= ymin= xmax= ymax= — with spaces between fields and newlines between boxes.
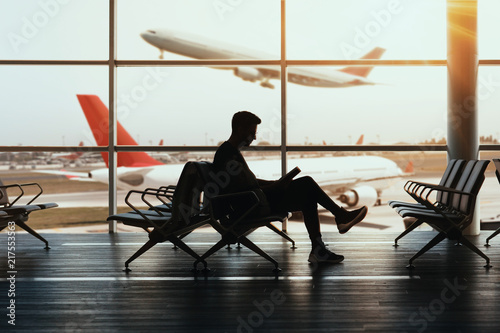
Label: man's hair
xmin=231 ymin=111 xmax=261 ymax=131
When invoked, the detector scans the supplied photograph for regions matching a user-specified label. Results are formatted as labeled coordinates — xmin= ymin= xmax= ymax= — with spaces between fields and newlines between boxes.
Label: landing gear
xmin=159 ymin=49 xmax=164 ymax=60
xmin=260 ymin=78 xmax=274 ymax=89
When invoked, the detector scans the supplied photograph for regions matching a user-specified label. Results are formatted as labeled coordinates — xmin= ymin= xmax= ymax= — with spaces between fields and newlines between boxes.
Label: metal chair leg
xmin=485 ymin=227 xmax=500 ymax=247
xmin=16 ymin=220 xmax=50 ymax=249
xmin=407 ymin=232 xmax=447 ymax=269
xmin=124 ymin=239 xmax=157 ymax=272
xmin=266 ymin=223 xmax=296 ymax=249
xmin=394 ymin=218 xmax=423 ymax=247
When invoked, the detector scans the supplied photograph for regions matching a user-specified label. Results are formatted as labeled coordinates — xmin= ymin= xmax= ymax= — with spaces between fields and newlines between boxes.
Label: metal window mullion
xmin=108 ymin=0 xmax=117 ymax=233
xmin=280 ymin=0 xmax=287 ymax=178
xmin=280 ymin=0 xmax=287 ymax=231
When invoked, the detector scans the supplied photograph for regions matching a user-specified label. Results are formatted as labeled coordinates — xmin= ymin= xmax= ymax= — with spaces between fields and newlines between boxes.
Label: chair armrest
xmin=411 ymin=184 xmax=477 ymax=227
xmin=155 ymin=185 xmax=176 ymax=205
xmin=17 ymin=182 xmax=43 ymax=205
xmin=421 ymin=185 xmax=476 ymax=215
xmin=123 ymin=189 xmax=172 ymax=229
xmin=0 ymin=184 xmax=25 ymax=207
xmin=141 ymin=186 xmax=176 ymax=206
xmin=419 ymin=184 xmax=475 ymax=202
xmin=404 ymin=180 xmax=442 ymax=204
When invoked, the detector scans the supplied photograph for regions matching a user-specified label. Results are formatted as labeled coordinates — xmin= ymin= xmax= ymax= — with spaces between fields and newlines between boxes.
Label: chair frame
xmin=393 ymin=160 xmax=491 ymax=269
xmin=389 ymin=159 xmax=466 ymax=246
xmin=1 ymin=181 xmax=57 ymax=249
xmin=484 ymin=159 xmax=500 ymax=246
xmin=108 ymin=162 xmax=211 ymax=272
xmin=194 ymin=189 xmax=290 ymax=273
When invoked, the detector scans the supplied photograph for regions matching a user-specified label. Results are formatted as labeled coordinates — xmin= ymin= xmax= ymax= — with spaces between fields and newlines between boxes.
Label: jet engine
xmin=338 ymin=186 xmax=378 ymax=207
xmin=234 ymin=67 xmax=263 ymax=82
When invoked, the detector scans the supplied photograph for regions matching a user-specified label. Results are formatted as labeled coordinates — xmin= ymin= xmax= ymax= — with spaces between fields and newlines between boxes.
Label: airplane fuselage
xmin=88 ymin=155 xmax=402 ymax=206
xmin=140 ymin=29 xmax=376 ymax=88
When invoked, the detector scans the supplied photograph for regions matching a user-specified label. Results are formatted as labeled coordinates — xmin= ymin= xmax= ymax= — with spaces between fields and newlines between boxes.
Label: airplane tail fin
xmin=339 ymin=47 xmax=386 ymax=78
xmin=355 ymin=135 xmax=364 ymax=145
xmin=403 ymin=161 xmax=414 ymax=175
xmin=76 ymin=141 xmax=84 ymax=157
xmin=76 ymin=95 xmax=163 ymax=168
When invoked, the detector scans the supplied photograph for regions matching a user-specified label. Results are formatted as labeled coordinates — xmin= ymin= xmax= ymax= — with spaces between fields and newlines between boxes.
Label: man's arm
xmin=258 ymin=167 xmax=301 ymax=191
xmin=257 ymin=179 xmax=276 ymax=189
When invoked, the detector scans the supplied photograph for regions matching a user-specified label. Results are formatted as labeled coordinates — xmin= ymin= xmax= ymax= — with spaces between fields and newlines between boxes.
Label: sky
xmin=1 ymin=0 xmax=500 ymax=147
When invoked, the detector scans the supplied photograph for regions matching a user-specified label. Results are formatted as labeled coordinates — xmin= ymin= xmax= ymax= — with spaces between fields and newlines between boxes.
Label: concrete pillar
xmin=447 ymin=0 xmax=479 ymax=234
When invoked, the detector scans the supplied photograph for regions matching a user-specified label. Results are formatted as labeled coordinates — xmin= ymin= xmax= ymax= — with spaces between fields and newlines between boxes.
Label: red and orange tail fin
xmin=404 ymin=161 xmax=414 ymax=174
xmin=339 ymin=47 xmax=386 ymax=78
xmin=355 ymin=135 xmax=364 ymax=145
xmin=76 ymin=95 xmax=163 ymax=168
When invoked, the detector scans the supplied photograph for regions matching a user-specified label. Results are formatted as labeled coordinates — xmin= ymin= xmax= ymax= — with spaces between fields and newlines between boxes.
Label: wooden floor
xmin=2 ymin=229 xmax=500 ymax=332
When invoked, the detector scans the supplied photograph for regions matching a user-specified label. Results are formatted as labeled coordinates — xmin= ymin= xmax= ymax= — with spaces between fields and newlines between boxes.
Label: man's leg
xmin=271 ymin=176 xmax=367 ymax=236
xmin=268 ymin=177 xmax=338 ymax=255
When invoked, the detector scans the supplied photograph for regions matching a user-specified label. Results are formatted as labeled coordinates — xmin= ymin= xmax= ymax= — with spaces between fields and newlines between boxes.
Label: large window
xmin=287 ymin=0 xmax=446 ymax=60
xmin=0 ymin=0 xmax=108 ymax=60
xmin=1 ymin=0 xmax=498 ymax=232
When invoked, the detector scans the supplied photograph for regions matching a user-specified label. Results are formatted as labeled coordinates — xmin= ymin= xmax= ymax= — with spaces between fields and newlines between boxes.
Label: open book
xmin=276 ymin=166 xmax=301 ymax=187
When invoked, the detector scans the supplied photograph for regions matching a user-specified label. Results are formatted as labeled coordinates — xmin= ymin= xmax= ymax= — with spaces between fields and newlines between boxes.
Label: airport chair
xmin=388 ymin=159 xmax=466 ymax=246
xmin=393 ymin=160 xmax=491 ymax=268
xmin=107 ymin=161 xmax=211 ymax=272
xmin=388 ymin=159 xmax=463 ymax=209
xmin=0 ymin=180 xmax=58 ymax=249
xmin=193 ymin=162 xmax=292 ymax=273
xmin=194 ymin=161 xmax=295 ymax=250
xmin=484 ymin=159 xmax=500 ymax=247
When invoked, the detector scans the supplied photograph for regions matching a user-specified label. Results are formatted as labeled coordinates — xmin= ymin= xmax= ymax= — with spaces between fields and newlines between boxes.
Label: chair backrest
xmin=194 ymin=161 xmax=243 ymax=221
xmin=437 ymin=159 xmax=466 ymax=204
xmin=0 ymin=179 xmax=9 ymax=206
xmin=493 ymin=159 xmax=500 ymax=184
xmin=169 ymin=162 xmax=206 ymax=228
xmin=450 ymin=160 xmax=490 ymax=216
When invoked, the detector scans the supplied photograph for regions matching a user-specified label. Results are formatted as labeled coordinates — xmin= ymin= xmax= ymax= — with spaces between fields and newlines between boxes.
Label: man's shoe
xmin=308 ymin=247 xmax=344 ymax=264
xmin=336 ymin=206 xmax=368 ymax=234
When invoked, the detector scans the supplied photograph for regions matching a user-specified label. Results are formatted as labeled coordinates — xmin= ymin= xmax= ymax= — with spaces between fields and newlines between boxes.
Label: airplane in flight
xmin=38 ymin=95 xmax=412 ymax=207
xmin=140 ymin=29 xmax=386 ymax=89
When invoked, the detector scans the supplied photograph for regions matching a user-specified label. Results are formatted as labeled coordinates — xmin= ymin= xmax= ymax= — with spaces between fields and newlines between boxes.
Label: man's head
xmin=231 ymin=111 xmax=261 ymax=147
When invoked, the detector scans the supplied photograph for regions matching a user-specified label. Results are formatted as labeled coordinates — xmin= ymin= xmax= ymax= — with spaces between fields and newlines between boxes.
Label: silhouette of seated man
xmin=213 ymin=111 xmax=368 ymax=264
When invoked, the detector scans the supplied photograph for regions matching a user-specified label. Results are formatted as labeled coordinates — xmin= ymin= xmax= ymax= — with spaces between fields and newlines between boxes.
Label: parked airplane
xmin=48 ymin=141 xmax=86 ymax=166
xmin=140 ymin=29 xmax=386 ymax=89
xmin=41 ymin=95 xmax=411 ymax=207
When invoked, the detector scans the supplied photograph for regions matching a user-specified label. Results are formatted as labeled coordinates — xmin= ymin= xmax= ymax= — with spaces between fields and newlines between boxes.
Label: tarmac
xmin=20 ymin=174 xmax=500 ymax=235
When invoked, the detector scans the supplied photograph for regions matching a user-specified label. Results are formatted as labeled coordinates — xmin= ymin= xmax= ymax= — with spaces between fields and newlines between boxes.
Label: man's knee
xmin=295 ymin=175 xmax=314 ymax=185
xmin=293 ymin=176 xmax=318 ymax=190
